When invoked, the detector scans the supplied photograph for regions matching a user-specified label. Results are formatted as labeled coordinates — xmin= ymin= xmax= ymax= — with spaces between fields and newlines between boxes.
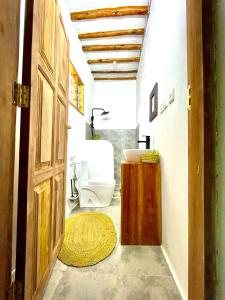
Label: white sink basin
xmin=123 ymin=149 xmax=149 ymax=163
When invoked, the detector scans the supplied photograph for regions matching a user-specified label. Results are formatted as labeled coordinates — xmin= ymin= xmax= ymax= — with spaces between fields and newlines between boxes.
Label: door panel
xmin=52 ymin=173 xmax=64 ymax=250
xmin=16 ymin=0 xmax=69 ymax=298
xmin=34 ymin=180 xmax=51 ymax=287
xmin=36 ymin=73 xmax=54 ymax=170
xmin=55 ymin=98 xmax=66 ymax=163
xmin=40 ymin=0 xmax=56 ymax=73
xmin=58 ymin=17 xmax=69 ymax=95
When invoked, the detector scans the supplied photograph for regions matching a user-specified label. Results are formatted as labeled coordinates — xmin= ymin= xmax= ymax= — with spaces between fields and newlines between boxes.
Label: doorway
xmin=0 ymin=0 xmax=217 ymax=298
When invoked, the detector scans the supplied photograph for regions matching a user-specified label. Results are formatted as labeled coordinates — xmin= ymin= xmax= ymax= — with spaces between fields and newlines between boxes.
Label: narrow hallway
xmin=43 ymin=189 xmax=181 ymax=300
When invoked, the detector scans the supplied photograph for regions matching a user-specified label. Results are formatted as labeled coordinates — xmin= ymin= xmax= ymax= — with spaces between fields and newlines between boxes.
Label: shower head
xmin=90 ymin=108 xmax=110 ymax=138
xmin=91 ymin=107 xmax=109 ymax=117
xmin=101 ymin=111 xmax=109 ymax=115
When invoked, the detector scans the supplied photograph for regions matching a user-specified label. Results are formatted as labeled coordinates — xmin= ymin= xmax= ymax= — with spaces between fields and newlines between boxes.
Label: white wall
xmin=59 ymin=0 xmax=94 ymax=124
xmin=59 ymin=1 xmax=94 ymax=215
xmin=67 ymin=107 xmax=86 ymax=159
xmin=137 ymin=0 xmax=188 ymax=298
xmin=94 ymin=81 xmax=136 ymax=129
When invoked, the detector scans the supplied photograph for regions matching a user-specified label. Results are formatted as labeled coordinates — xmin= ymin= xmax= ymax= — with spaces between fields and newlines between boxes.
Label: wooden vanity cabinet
xmin=121 ymin=161 xmax=161 ymax=245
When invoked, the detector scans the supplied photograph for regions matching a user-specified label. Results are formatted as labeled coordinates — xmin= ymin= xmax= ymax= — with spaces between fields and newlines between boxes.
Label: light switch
xmin=160 ymin=102 xmax=168 ymax=114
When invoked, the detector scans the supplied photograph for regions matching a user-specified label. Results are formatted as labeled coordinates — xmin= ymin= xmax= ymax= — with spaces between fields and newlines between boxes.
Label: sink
xmin=123 ymin=149 xmax=149 ymax=163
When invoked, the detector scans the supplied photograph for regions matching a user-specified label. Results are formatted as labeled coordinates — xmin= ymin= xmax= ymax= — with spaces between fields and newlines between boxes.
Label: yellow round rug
xmin=58 ymin=212 xmax=117 ymax=267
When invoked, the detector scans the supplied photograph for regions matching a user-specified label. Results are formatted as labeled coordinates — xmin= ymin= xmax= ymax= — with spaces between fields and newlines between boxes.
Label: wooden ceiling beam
xmin=92 ymin=70 xmax=137 ymax=74
xmin=88 ymin=57 xmax=140 ymax=64
xmin=71 ymin=6 xmax=148 ymax=21
xmin=83 ymin=44 xmax=141 ymax=52
xmin=94 ymin=77 xmax=136 ymax=81
xmin=79 ymin=28 xmax=145 ymax=39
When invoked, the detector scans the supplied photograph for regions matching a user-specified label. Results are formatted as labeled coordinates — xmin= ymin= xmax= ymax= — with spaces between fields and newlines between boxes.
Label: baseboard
xmin=161 ymin=246 xmax=187 ymax=300
xmin=115 ymin=183 xmax=120 ymax=191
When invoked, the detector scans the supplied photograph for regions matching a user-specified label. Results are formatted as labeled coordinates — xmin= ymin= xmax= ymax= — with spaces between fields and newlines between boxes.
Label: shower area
xmin=66 ymin=74 xmax=138 ymax=213
xmin=86 ymin=80 xmax=138 ymax=185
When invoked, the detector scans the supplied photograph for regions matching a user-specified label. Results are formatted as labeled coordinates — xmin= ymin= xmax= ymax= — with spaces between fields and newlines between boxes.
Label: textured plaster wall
xmin=136 ymin=0 xmax=188 ymax=298
xmin=215 ymin=0 xmax=225 ymax=298
xmin=94 ymin=129 xmax=137 ymax=183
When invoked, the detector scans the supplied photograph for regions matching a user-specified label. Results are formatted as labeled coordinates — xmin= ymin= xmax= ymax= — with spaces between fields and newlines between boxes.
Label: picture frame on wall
xmin=149 ymin=82 xmax=158 ymax=122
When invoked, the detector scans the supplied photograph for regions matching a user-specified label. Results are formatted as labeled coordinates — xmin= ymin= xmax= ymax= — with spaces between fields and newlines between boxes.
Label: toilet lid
xmin=88 ymin=177 xmax=115 ymax=185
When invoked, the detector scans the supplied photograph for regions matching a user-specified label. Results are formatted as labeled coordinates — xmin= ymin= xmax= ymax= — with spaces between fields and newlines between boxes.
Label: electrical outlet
xmin=169 ymin=88 xmax=175 ymax=104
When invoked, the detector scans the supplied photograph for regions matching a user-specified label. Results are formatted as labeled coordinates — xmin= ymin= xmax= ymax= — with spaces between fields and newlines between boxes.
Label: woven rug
xmin=58 ymin=212 xmax=117 ymax=267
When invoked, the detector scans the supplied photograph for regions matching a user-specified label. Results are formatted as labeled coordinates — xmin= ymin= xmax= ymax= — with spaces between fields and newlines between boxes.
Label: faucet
xmin=137 ymin=135 xmax=150 ymax=149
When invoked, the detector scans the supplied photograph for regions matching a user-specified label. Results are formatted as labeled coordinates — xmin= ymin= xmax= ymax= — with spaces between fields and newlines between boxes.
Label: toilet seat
xmin=87 ymin=177 xmax=115 ymax=186
xmin=80 ymin=178 xmax=115 ymax=188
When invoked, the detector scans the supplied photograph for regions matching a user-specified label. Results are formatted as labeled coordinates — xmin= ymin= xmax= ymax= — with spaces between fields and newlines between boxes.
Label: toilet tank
xmin=78 ymin=140 xmax=114 ymax=180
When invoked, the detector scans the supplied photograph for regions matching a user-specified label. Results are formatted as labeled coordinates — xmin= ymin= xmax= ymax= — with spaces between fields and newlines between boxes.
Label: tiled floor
xmin=43 ymin=192 xmax=182 ymax=300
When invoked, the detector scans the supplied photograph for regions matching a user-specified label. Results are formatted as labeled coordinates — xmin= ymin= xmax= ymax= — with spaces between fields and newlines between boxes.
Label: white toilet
xmin=75 ymin=140 xmax=116 ymax=207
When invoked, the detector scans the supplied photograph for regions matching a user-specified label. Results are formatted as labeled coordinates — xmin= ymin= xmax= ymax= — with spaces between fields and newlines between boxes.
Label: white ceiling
xmin=81 ymin=36 xmax=143 ymax=46
xmin=90 ymin=62 xmax=139 ymax=72
xmin=66 ymin=0 xmax=149 ymax=80
xmin=66 ymin=0 xmax=149 ymax=12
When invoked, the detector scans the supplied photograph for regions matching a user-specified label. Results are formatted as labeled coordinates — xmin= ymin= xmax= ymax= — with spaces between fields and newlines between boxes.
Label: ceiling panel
xmin=74 ymin=17 xmax=147 ymax=34
xmin=94 ymin=73 xmax=137 ymax=78
xmin=90 ymin=62 xmax=139 ymax=71
xmin=85 ymin=51 xmax=141 ymax=60
xmin=81 ymin=36 xmax=144 ymax=46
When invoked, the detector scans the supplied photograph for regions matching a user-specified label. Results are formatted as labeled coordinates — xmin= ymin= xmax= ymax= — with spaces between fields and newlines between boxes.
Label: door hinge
xmin=12 ymin=81 xmax=30 ymax=108
xmin=187 ymin=85 xmax=191 ymax=110
xmin=8 ymin=280 xmax=24 ymax=300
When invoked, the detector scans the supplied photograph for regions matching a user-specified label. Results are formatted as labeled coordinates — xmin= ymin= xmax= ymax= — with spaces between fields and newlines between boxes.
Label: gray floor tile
xmin=48 ymin=272 xmax=181 ymax=300
xmin=43 ymin=193 xmax=181 ymax=300
xmin=43 ymin=270 xmax=65 ymax=300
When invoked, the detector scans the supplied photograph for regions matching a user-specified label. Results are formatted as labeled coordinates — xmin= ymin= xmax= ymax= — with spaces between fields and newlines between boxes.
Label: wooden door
xmin=0 ymin=0 xmax=20 ymax=298
xmin=16 ymin=0 xmax=69 ymax=299
xmin=187 ymin=0 xmax=205 ymax=299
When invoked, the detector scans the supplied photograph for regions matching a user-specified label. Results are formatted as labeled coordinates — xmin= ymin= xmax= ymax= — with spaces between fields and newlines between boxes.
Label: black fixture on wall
xmin=90 ymin=108 xmax=109 ymax=139
xmin=138 ymin=135 xmax=150 ymax=149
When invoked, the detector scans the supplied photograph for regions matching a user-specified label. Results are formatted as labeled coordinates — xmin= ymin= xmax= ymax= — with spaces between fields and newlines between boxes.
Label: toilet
xmin=75 ymin=140 xmax=116 ymax=207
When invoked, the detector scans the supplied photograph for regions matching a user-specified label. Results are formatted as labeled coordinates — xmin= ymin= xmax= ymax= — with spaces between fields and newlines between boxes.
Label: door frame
xmin=0 ymin=0 xmax=217 ymax=298
xmin=0 ymin=0 xmax=20 ymax=298
xmin=187 ymin=0 xmax=216 ymax=299
xmin=15 ymin=0 xmax=34 ymax=293
xmin=202 ymin=1 xmax=216 ymax=299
